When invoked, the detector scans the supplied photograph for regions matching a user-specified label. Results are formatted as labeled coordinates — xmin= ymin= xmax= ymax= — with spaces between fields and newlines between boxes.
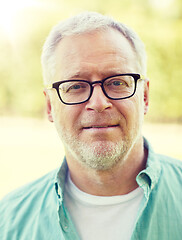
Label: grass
xmin=0 ymin=117 xmax=182 ymax=199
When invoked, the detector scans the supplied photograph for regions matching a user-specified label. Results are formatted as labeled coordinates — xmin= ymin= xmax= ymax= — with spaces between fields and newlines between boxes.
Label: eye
xmin=60 ymin=81 xmax=88 ymax=93
xmin=111 ymin=80 xmax=125 ymax=86
xmin=68 ymin=84 xmax=82 ymax=90
xmin=105 ymin=78 xmax=129 ymax=88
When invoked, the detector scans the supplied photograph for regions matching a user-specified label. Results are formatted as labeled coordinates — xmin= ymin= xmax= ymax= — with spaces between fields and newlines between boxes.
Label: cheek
xmin=131 ymin=93 xmax=145 ymax=128
xmin=117 ymin=94 xmax=144 ymax=126
xmin=52 ymin=102 xmax=82 ymax=132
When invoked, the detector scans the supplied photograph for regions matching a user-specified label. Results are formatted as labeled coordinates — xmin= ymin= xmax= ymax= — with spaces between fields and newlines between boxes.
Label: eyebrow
xmin=66 ymin=70 xmax=93 ymax=79
xmin=65 ymin=69 xmax=125 ymax=80
xmin=69 ymin=72 xmax=84 ymax=79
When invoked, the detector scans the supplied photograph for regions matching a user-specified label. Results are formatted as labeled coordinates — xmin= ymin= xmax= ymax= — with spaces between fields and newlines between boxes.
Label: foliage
xmin=0 ymin=0 xmax=181 ymax=122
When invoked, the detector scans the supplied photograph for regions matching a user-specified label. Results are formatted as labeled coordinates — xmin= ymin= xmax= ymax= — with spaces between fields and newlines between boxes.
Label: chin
xmin=74 ymin=140 xmax=129 ymax=171
xmin=59 ymin=126 xmax=135 ymax=170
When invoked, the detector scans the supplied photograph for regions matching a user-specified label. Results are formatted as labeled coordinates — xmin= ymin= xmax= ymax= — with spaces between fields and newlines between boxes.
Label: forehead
xmin=53 ymin=29 xmax=139 ymax=80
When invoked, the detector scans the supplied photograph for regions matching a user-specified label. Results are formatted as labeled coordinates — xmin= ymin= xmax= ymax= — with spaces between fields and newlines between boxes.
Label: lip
xmin=83 ymin=124 xmax=119 ymax=130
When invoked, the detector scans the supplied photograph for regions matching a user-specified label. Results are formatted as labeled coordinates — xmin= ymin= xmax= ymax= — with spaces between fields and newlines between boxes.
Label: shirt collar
xmin=55 ymin=157 xmax=68 ymax=202
xmin=136 ymin=138 xmax=161 ymax=198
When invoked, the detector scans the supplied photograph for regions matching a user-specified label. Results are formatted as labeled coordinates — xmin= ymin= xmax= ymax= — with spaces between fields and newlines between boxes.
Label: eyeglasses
xmin=45 ymin=73 xmax=145 ymax=105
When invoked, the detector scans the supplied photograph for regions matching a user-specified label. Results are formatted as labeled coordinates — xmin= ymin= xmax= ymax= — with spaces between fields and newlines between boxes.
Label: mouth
xmin=83 ymin=124 xmax=119 ymax=129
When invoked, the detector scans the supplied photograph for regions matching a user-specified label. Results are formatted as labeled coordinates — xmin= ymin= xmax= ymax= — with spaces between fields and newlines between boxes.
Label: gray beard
xmin=58 ymin=128 xmax=131 ymax=171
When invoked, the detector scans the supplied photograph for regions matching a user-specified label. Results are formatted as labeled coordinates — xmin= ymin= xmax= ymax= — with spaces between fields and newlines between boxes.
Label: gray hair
xmin=41 ymin=11 xmax=147 ymax=84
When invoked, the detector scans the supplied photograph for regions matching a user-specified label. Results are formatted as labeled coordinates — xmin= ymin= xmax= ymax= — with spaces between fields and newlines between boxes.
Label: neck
xmin=65 ymin=138 xmax=148 ymax=196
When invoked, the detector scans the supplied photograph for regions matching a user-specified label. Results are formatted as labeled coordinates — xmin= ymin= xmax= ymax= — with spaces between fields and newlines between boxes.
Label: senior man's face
xmin=45 ymin=28 xmax=149 ymax=170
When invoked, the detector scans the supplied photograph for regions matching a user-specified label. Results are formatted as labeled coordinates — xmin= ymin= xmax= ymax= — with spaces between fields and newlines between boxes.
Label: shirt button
xmin=64 ymin=225 xmax=69 ymax=232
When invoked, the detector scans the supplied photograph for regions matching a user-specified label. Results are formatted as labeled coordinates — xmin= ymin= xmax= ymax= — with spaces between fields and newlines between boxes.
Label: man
xmin=0 ymin=11 xmax=182 ymax=240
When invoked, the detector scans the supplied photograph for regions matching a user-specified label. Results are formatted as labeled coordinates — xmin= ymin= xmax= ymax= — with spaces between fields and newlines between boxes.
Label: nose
xmin=85 ymin=84 xmax=112 ymax=112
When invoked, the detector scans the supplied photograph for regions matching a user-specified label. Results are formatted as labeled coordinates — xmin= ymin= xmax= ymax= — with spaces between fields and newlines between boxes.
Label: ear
xmin=43 ymin=90 xmax=54 ymax=122
xmin=144 ymin=79 xmax=149 ymax=115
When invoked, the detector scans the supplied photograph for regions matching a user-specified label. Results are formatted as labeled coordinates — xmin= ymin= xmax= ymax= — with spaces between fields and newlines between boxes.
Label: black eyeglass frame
xmin=45 ymin=73 xmax=145 ymax=105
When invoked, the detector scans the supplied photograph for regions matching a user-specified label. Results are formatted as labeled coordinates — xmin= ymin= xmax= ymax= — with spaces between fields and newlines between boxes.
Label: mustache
xmin=80 ymin=112 xmax=121 ymax=127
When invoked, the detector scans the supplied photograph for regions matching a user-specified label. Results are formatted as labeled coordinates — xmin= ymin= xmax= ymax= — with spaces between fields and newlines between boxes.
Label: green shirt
xmin=0 ymin=139 xmax=182 ymax=240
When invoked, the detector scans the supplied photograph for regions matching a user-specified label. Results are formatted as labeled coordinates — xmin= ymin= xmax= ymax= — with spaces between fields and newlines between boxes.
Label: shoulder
xmin=153 ymin=153 xmax=182 ymax=188
xmin=0 ymin=168 xmax=66 ymax=239
xmin=145 ymin=138 xmax=182 ymax=189
xmin=1 ymin=168 xmax=57 ymax=203
xmin=0 ymin=168 xmax=58 ymax=227
xmin=157 ymin=153 xmax=182 ymax=173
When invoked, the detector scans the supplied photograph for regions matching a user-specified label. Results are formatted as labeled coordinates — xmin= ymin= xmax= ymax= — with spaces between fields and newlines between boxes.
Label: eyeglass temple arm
xmin=45 ymin=84 xmax=53 ymax=90
xmin=140 ymin=75 xmax=146 ymax=80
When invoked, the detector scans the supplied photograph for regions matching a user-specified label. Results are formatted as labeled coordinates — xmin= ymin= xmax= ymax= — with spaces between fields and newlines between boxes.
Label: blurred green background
xmin=0 ymin=0 xmax=182 ymax=122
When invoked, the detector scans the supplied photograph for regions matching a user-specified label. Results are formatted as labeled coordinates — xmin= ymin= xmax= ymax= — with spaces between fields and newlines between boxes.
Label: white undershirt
xmin=64 ymin=173 xmax=144 ymax=240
